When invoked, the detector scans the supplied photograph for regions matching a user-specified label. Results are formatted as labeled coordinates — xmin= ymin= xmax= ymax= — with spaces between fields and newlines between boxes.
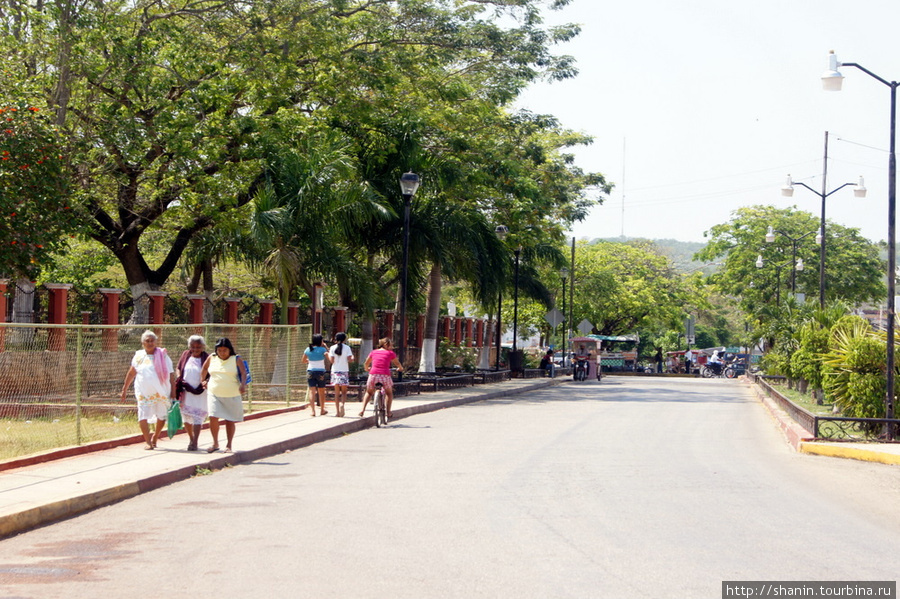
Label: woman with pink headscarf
xmin=121 ymin=330 xmax=176 ymax=450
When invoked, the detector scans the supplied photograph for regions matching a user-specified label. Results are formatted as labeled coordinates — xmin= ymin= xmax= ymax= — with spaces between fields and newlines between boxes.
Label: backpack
xmin=235 ymin=355 xmax=252 ymax=384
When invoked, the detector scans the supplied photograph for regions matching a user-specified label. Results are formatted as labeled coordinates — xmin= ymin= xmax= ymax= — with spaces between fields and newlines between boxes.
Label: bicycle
xmin=372 ymin=382 xmax=388 ymax=427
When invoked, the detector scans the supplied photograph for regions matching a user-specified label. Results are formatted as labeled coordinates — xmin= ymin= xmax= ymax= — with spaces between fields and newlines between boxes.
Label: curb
xmin=798 ymin=442 xmax=900 ymax=465
xmin=0 ymin=378 xmax=566 ymax=539
xmin=751 ymin=381 xmax=900 ymax=466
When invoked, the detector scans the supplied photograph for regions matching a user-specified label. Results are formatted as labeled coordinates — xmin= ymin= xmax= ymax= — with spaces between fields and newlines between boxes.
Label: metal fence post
xmin=286 ymin=326 xmax=292 ymax=407
xmin=248 ymin=327 xmax=255 ymax=414
xmin=75 ymin=326 xmax=83 ymax=445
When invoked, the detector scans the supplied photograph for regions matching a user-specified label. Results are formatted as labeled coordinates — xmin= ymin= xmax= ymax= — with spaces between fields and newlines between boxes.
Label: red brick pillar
xmin=453 ymin=317 xmax=463 ymax=346
xmin=312 ymin=283 xmax=324 ymax=335
xmin=415 ymin=314 xmax=425 ymax=348
xmin=382 ymin=311 xmax=395 ymax=345
xmin=46 ymin=283 xmax=73 ymax=351
xmin=259 ymin=300 xmax=275 ymax=325
xmin=442 ymin=317 xmax=451 ymax=341
xmin=224 ymin=298 xmax=240 ymax=324
xmin=287 ymin=302 xmax=299 ymax=326
xmin=147 ymin=291 xmax=167 ymax=326
xmin=465 ymin=318 xmax=474 ymax=347
xmin=475 ymin=319 xmax=485 ymax=348
xmin=99 ymin=288 xmax=122 ymax=351
xmin=0 ymin=279 xmax=7 ymax=352
xmin=333 ymin=307 xmax=348 ymax=334
xmin=187 ymin=294 xmax=205 ymax=324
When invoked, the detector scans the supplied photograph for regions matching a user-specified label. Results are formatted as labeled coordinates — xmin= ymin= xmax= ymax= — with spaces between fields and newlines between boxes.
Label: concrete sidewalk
xmin=749 ymin=378 xmax=900 ymax=466
xmin=0 ymin=377 xmax=566 ymax=539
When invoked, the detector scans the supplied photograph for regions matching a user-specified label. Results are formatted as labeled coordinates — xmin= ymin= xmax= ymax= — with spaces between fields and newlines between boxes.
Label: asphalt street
xmin=1 ymin=377 xmax=899 ymax=599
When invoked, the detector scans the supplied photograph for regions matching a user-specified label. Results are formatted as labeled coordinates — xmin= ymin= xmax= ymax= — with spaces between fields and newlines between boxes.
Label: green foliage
xmin=821 ymin=315 xmax=898 ymax=422
xmin=696 ymin=205 xmax=884 ymax=324
xmin=437 ymin=339 xmax=478 ymax=372
xmin=790 ymin=323 xmax=830 ymax=391
xmin=570 ymin=240 xmax=692 ymax=337
xmin=0 ymin=102 xmax=75 ymax=278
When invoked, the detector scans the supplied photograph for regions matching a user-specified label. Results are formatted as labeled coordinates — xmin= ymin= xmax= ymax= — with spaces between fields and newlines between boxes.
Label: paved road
xmin=2 ymin=377 xmax=900 ymax=599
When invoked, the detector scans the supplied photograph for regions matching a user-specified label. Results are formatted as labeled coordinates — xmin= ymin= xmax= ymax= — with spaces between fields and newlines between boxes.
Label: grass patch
xmin=768 ymin=384 xmax=836 ymax=416
xmin=0 ymin=414 xmax=140 ymax=461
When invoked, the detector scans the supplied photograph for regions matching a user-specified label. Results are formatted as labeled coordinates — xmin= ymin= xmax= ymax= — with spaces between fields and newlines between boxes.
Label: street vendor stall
xmin=568 ymin=334 xmax=640 ymax=374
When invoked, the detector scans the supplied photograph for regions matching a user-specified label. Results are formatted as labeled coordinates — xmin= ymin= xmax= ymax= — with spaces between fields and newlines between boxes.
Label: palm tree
xmin=245 ymin=132 xmax=389 ymax=322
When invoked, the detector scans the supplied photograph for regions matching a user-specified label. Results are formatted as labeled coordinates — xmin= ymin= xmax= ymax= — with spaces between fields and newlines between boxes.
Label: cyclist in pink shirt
xmin=359 ymin=337 xmax=403 ymax=418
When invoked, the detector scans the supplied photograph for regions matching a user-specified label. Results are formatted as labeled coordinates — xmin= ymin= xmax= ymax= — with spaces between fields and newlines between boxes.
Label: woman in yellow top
xmin=200 ymin=337 xmax=247 ymax=453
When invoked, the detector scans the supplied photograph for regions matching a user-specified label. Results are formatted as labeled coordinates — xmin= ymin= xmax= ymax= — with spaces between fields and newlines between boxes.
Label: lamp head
xmin=399 ymin=171 xmax=420 ymax=197
xmin=755 ymin=255 xmax=764 ymax=269
xmin=495 ymin=225 xmax=509 ymax=240
xmin=765 ymin=226 xmax=775 ymax=243
xmin=854 ymin=176 xmax=867 ymax=198
xmin=815 ymin=228 xmax=824 ymax=245
xmin=821 ymin=51 xmax=844 ymax=92
xmin=781 ymin=175 xmax=794 ymax=197
xmin=560 ymin=268 xmax=569 ymax=277
xmin=796 ymin=258 xmax=805 ymax=272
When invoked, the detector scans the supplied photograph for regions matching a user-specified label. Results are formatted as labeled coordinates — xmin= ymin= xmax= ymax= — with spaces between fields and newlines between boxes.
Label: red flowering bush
xmin=0 ymin=103 xmax=76 ymax=277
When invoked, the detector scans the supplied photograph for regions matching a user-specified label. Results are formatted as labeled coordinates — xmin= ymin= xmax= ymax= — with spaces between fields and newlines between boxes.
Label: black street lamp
xmin=560 ymin=267 xmax=568 ymax=349
xmin=764 ymin=227 xmax=815 ymax=295
xmin=781 ymin=132 xmax=866 ymax=308
xmin=822 ymin=52 xmax=897 ymax=434
xmin=512 ymin=246 xmax=522 ymax=355
xmin=398 ymin=171 xmax=420 ymax=379
xmin=494 ymin=225 xmax=508 ymax=371
xmin=756 ymin=253 xmax=804 ymax=306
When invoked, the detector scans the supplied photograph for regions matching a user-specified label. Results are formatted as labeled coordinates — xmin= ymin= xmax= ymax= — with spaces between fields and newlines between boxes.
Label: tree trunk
xmin=360 ymin=318 xmax=374 ymax=364
xmin=479 ymin=317 xmax=493 ymax=370
xmin=418 ymin=263 xmax=442 ymax=373
xmin=10 ymin=278 xmax=35 ymax=345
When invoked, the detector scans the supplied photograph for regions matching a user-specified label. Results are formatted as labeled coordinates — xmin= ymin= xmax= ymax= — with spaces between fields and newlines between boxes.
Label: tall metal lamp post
xmin=560 ymin=268 xmax=569 ymax=349
xmin=764 ymin=226 xmax=816 ymax=295
xmin=512 ymin=246 xmax=522 ymax=355
xmin=756 ymin=254 xmax=804 ymax=307
xmin=781 ymin=133 xmax=866 ymax=308
xmin=398 ymin=171 xmax=420 ymax=379
xmin=822 ymin=51 xmax=897 ymax=433
xmin=494 ymin=225 xmax=508 ymax=371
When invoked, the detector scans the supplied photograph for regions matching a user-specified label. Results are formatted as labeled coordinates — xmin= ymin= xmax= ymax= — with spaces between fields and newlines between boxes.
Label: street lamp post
xmin=756 ymin=254 xmax=804 ymax=306
xmin=781 ymin=133 xmax=867 ymax=308
xmin=765 ymin=227 xmax=815 ymax=295
xmin=560 ymin=268 xmax=568 ymax=350
xmin=398 ymin=172 xmax=420 ymax=380
xmin=512 ymin=246 xmax=521 ymax=355
xmin=495 ymin=225 xmax=508 ymax=371
xmin=823 ymin=52 xmax=897 ymax=432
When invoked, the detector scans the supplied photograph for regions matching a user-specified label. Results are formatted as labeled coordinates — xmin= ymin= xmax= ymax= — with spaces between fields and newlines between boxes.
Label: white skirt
xmin=208 ymin=393 xmax=244 ymax=422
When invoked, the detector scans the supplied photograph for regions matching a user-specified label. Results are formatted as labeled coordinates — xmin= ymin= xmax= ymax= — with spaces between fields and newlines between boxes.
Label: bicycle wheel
xmin=373 ymin=390 xmax=383 ymax=428
xmin=724 ymin=366 xmax=737 ymax=379
xmin=701 ymin=366 xmax=712 ymax=378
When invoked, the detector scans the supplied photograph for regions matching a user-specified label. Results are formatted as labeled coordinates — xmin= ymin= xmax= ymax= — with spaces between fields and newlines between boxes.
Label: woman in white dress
xmin=175 ymin=335 xmax=209 ymax=451
xmin=120 ymin=330 xmax=176 ymax=450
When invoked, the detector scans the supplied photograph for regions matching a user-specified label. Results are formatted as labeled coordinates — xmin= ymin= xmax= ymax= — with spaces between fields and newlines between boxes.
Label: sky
xmin=516 ymin=0 xmax=900 ymax=244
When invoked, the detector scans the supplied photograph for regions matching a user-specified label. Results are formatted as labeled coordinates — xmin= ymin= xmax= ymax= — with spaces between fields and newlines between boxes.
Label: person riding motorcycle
xmin=573 ymin=345 xmax=591 ymax=380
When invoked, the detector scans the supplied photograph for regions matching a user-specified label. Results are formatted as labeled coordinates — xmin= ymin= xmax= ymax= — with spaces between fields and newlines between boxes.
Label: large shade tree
xmin=1 ymin=0 xmax=583 ymax=310
xmin=695 ymin=205 xmax=884 ymax=319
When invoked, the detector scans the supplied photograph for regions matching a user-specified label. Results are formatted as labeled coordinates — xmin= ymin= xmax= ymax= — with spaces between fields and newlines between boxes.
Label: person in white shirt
xmin=328 ymin=332 xmax=355 ymax=418
xmin=684 ymin=348 xmax=695 ymax=375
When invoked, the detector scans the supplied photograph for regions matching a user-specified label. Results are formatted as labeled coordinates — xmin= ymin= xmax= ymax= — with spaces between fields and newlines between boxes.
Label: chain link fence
xmin=0 ymin=323 xmax=312 ymax=461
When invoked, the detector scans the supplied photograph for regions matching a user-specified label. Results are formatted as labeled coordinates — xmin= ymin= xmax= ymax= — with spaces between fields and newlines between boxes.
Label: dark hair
xmin=334 ymin=332 xmax=347 ymax=356
xmin=214 ymin=338 xmax=236 ymax=357
xmin=377 ymin=337 xmax=392 ymax=349
xmin=309 ymin=334 xmax=324 ymax=351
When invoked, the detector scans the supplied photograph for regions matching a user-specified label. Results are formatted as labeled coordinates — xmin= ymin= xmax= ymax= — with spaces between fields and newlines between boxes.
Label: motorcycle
xmin=573 ymin=357 xmax=589 ymax=381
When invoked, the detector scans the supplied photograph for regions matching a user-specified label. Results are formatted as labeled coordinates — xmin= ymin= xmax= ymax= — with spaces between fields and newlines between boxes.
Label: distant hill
xmin=595 ymin=237 xmax=714 ymax=274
